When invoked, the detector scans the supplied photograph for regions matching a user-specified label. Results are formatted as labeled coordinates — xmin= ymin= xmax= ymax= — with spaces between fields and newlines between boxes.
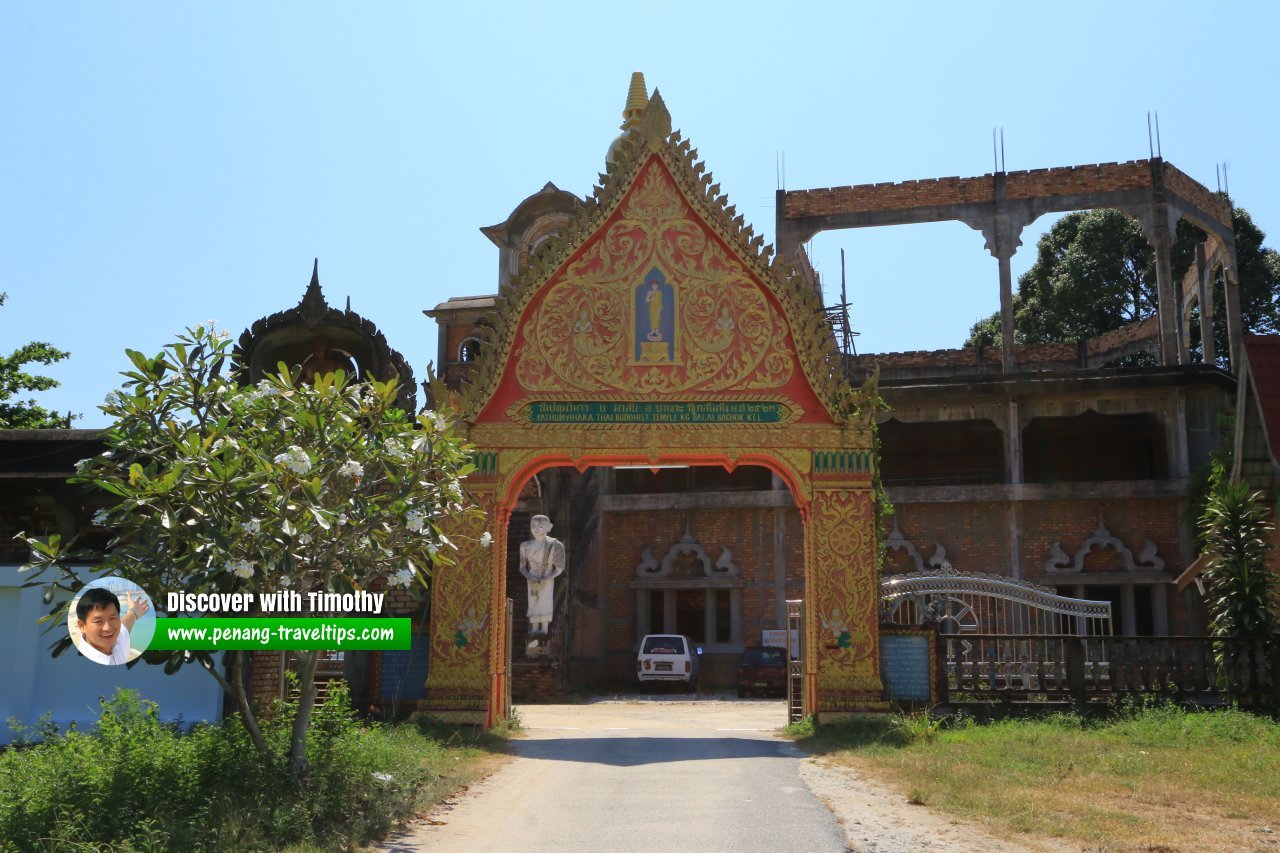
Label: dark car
xmin=736 ymin=645 xmax=789 ymax=697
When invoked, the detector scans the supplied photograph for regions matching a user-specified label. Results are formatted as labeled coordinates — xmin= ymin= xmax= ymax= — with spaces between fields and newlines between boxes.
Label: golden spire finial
xmin=621 ymin=71 xmax=648 ymax=129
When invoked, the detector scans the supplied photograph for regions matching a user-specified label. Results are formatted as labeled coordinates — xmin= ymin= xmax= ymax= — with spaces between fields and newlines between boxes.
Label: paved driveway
xmin=381 ymin=697 xmax=849 ymax=853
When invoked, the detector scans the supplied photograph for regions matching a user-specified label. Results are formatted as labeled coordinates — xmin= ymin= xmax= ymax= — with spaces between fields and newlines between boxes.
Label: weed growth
xmin=0 ymin=687 xmax=502 ymax=851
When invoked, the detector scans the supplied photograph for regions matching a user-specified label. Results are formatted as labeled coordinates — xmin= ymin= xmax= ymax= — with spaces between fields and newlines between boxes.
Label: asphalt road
xmin=381 ymin=697 xmax=851 ymax=853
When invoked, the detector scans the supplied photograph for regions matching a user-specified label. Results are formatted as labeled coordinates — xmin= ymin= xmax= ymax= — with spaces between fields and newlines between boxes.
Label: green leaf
xmin=125 ymin=348 xmax=152 ymax=375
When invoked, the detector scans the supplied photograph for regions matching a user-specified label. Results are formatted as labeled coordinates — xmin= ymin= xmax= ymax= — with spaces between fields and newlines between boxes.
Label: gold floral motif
xmin=513 ymin=161 xmax=795 ymax=396
xmin=808 ymin=489 xmax=884 ymax=702
xmin=425 ymin=492 xmax=499 ymax=698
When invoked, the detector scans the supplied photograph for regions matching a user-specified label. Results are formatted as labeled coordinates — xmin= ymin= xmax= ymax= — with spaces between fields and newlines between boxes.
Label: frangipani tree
xmin=21 ymin=322 xmax=483 ymax=777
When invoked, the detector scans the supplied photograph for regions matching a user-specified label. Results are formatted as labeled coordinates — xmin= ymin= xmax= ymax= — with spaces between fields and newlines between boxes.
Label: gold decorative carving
xmin=425 ymin=491 xmax=500 ymax=700
xmin=513 ymin=162 xmax=795 ymax=396
xmin=808 ymin=488 xmax=884 ymax=703
xmin=457 ymin=91 xmax=848 ymax=424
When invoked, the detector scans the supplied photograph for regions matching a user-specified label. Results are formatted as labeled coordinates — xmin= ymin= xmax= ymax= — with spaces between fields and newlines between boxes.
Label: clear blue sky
xmin=3 ymin=2 xmax=1277 ymax=427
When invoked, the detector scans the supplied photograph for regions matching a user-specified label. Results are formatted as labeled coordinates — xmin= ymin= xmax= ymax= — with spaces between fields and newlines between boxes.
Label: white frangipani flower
xmin=273 ymin=446 xmax=311 ymax=475
xmin=241 ymin=519 xmax=261 ymax=535
xmin=279 ymin=576 xmax=292 ymax=588
xmin=338 ymin=460 xmax=364 ymax=479
xmin=386 ymin=567 xmax=416 ymax=588
xmin=225 ymin=559 xmax=254 ymax=579
xmin=405 ymin=510 xmax=426 ymax=533
xmin=480 ymin=531 xmax=493 ymax=548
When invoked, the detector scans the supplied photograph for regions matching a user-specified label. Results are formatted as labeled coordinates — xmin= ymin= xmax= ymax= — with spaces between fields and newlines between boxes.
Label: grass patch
xmin=791 ymin=704 xmax=1280 ymax=851
xmin=0 ymin=688 xmax=509 ymax=852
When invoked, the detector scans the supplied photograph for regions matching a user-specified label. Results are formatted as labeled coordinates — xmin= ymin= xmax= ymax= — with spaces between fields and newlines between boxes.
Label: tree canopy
xmin=21 ymin=322 xmax=482 ymax=777
xmin=0 ymin=292 xmax=76 ymax=428
xmin=965 ymin=205 xmax=1280 ymax=365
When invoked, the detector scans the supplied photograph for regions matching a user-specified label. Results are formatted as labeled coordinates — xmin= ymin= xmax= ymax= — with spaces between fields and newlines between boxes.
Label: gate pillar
xmin=423 ymin=482 xmax=509 ymax=725
xmin=806 ymin=487 xmax=887 ymax=718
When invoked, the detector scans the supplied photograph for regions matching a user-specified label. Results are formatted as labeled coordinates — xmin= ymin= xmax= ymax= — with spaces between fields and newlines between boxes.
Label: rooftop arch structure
xmin=777 ymin=159 xmax=1240 ymax=372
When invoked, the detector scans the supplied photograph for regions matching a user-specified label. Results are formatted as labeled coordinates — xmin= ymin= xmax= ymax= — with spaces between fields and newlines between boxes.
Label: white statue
xmin=519 ymin=514 xmax=566 ymax=643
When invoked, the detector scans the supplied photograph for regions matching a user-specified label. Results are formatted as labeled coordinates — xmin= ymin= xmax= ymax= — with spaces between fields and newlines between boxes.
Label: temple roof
xmin=233 ymin=260 xmax=417 ymax=411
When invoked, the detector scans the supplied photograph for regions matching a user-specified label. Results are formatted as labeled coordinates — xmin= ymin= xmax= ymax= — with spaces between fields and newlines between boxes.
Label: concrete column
xmin=1073 ymin=584 xmax=1087 ymax=636
xmin=1005 ymin=397 xmax=1024 ymax=580
xmin=1224 ymin=266 xmax=1244 ymax=372
xmin=1196 ymin=244 xmax=1216 ymax=365
xmin=1121 ymin=585 xmax=1137 ymax=636
xmin=773 ymin=507 xmax=788 ymax=627
xmin=1152 ymin=583 xmax=1169 ymax=635
xmin=1004 ymin=399 xmax=1023 ymax=485
xmin=730 ymin=588 xmax=743 ymax=645
xmin=1008 ymin=502 xmax=1023 ymax=581
xmin=1148 ymin=162 xmax=1182 ymax=366
xmin=998 ymin=252 xmax=1016 ymax=374
xmin=1170 ymin=390 xmax=1191 ymax=479
xmin=636 ymin=589 xmax=649 ymax=642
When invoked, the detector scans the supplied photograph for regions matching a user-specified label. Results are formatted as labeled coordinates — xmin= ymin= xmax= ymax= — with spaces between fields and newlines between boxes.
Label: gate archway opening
xmin=493 ymin=459 xmax=804 ymax=701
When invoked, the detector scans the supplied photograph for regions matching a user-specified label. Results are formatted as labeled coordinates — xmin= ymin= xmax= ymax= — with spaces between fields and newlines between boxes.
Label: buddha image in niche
xmin=645 ymin=280 xmax=663 ymax=341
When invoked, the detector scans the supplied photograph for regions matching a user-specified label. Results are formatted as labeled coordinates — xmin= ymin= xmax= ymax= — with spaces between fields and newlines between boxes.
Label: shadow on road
xmin=513 ymin=735 xmax=789 ymax=766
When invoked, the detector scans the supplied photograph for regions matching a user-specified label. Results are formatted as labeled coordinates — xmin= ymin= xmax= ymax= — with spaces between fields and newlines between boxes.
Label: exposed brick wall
xmin=591 ymin=505 xmax=804 ymax=686
xmin=889 ymin=502 xmax=1013 ymax=574
xmin=512 ymin=660 xmax=565 ymax=702
xmin=249 ymin=651 xmax=284 ymax=704
xmin=846 ymin=342 xmax=1079 ymax=378
xmin=886 ymin=497 xmax=1197 ymax=634
xmin=443 ymin=324 xmax=481 ymax=364
xmin=1086 ymin=315 xmax=1159 ymax=357
xmin=1164 ymin=163 xmax=1232 ymax=224
xmin=783 ymin=175 xmax=994 ymax=218
xmin=845 ymin=318 xmax=1161 ymax=380
xmin=782 ymin=161 xmax=1159 ymax=220
xmin=781 ymin=160 xmax=1228 ymax=236
xmin=1005 ymin=161 xmax=1151 ymax=199
xmin=1018 ymin=499 xmax=1182 ymax=585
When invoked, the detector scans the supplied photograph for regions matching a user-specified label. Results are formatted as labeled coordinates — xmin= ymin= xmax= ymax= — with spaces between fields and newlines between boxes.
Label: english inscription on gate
xmin=517 ymin=400 xmax=794 ymax=425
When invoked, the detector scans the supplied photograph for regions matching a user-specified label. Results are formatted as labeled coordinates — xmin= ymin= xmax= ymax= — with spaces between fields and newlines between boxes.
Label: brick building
xmin=426 ymin=74 xmax=1241 ymax=698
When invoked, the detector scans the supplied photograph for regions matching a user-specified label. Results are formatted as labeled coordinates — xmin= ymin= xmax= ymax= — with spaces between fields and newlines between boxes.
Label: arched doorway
xmin=422 ymin=88 xmax=884 ymax=724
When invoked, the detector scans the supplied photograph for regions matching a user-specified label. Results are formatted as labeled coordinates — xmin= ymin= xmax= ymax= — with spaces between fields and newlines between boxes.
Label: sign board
xmin=879 ymin=631 xmax=934 ymax=702
xmin=379 ymin=633 xmax=430 ymax=701
xmin=761 ymin=628 xmax=799 ymax=659
xmin=522 ymin=400 xmax=791 ymax=425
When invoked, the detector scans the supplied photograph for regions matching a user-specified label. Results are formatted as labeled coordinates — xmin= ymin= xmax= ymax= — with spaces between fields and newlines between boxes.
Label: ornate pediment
xmin=460 ymin=77 xmax=847 ymax=425
xmin=1044 ymin=514 xmax=1166 ymax=574
xmin=635 ymin=526 xmax=740 ymax=580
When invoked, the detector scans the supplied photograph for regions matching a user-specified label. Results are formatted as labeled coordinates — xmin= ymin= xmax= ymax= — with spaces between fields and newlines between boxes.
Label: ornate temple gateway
xmin=423 ymin=79 xmax=883 ymax=724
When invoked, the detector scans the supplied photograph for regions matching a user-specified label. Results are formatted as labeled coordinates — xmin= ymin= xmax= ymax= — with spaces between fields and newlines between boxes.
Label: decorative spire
xmin=300 ymin=258 xmax=329 ymax=324
xmin=621 ymin=71 xmax=648 ymax=130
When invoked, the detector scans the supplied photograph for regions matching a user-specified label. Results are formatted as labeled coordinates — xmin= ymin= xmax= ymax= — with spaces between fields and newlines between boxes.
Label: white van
xmin=636 ymin=634 xmax=700 ymax=689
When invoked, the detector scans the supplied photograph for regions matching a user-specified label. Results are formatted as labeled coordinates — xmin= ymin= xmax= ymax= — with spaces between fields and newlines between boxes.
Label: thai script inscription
xmin=526 ymin=401 xmax=787 ymax=424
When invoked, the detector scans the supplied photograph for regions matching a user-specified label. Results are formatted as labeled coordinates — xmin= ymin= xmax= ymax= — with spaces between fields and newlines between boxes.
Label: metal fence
xmin=942 ymin=634 xmax=1277 ymax=706
xmin=883 ymin=569 xmax=1113 ymax=636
